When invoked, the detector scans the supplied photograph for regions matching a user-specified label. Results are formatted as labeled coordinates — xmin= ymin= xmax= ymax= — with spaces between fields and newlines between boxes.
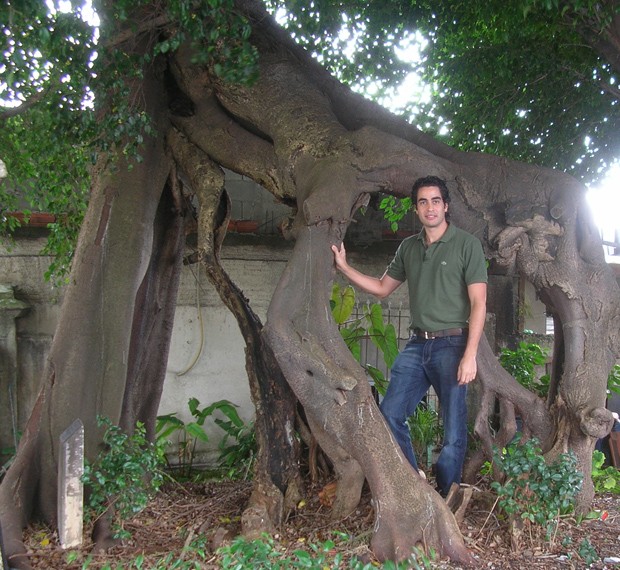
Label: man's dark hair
xmin=411 ymin=175 xmax=451 ymax=205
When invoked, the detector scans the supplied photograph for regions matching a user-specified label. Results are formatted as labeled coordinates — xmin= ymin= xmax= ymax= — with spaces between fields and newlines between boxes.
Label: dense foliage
xmin=3 ymin=1 xmax=619 ymax=281
xmin=0 ymin=0 xmax=97 ymax=280
xmin=270 ymin=0 xmax=620 ymax=182
xmin=0 ymin=0 xmax=258 ymax=281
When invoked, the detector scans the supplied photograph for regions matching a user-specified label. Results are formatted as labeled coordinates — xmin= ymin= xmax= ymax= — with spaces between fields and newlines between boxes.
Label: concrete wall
xmin=1 ymin=238 xmax=61 ymax=464
xmin=159 ymin=236 xmax=293 ymax=465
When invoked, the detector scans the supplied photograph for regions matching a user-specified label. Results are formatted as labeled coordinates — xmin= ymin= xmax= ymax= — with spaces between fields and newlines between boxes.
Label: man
xmin=332 ymin=175 xmax=487 ymax=496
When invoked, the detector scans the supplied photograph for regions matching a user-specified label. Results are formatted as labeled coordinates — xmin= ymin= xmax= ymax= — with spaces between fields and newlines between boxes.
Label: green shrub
xmin=408 ymin=403 xmax=441 ymax=470
xmin=156 ymin=398 xmax=255 ymax=480
xmin=578 ymin=537 xmax=599 ymax=565
xmin=499 ymin=341 xmax=549 ymax=397
xmin=500 ymin=345 xmax=619 ymax=400
xmin=82 ymin=416 xmax=165 ymax=538
xmin=155 ymin=398 xmax=210 ymax=476
xmin=491 ymin=438 xmax=582 ymax=539
xmin=215 ymin=406 xmax=256 ymax=480
xmin=592 ymin=449 xmax=620 ymax=494
xmin=331 ymin=284 xmax=399 ymax=397
xmin=607 ymin=364 xmax=620 ymax=396
xmin=218 ymin=534 xmax=435 ymax=569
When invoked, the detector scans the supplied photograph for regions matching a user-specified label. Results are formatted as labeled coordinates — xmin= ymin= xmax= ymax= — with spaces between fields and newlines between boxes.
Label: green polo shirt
xmin=386 ymin=224 xmax=487 ymax=332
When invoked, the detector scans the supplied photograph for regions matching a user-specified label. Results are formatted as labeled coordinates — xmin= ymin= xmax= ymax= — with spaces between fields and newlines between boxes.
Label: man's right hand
xmin=331 ymin=242 xmax=402 ymax=298
xmin=331 ymin=243 xmax=347 ymax=271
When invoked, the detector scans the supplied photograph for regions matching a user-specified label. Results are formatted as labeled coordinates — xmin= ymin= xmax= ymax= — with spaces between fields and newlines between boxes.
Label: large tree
xmin=1 ymin=0 xmax=619 ymax=568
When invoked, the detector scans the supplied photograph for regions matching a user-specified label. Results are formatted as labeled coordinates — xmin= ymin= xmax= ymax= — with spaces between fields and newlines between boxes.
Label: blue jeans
xmin=379 ymin=334 xmax=468 ymax=496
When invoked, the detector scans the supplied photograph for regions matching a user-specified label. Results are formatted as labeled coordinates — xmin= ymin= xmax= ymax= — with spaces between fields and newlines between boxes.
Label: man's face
xmin=415 ymin=185 xmax=448 ymax=229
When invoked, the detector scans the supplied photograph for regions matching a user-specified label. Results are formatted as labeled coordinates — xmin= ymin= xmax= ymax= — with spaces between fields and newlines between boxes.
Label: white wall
xmin=158 ymin=234 xmax=407 ymax=465
xmin=158 ymin=239 xmax=291 ymax=465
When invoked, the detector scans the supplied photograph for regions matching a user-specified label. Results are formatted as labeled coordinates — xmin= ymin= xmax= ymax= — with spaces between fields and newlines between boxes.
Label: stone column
xmin=0 ymin=284 xmax=29 ymax=466
xmin=58 ymin=419 xmax=84 ymax=548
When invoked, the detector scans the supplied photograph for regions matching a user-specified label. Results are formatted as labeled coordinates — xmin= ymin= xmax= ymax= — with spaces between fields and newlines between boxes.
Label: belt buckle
xmin=422 ymin=330 xmax=433 ymax=339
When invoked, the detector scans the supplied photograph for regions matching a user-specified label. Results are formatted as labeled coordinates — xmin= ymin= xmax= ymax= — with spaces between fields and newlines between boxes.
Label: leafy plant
xmin=490 ymin=438 xmax=583 ymax=541
xmin=331 ymin=284 xmax=399 ymax=396
xmin=408 ymin=403 xmax=441 ymax=470
xmin=218 ymin=534 xmax=435 ymax=569
xmin=591 ymin=450 xmax=620 ymax=494
xmin=156 ymin=398 xmax=254 ymax=480
xmin=215 ymin=406 xmax=257 ymax=481
xmin=1 ymin=0 xmax=259 ymax=283
xmin=156 ymin=398 xmax=213 ymax=477
xmin=379 ymin=195 xmax=413 ymax=232
xmin=577 ymin=537 xmax=599 ymax=565
xmin=82 ymin=416 xmax=165 ymax=538
xmin=499 ymin=341 xmax=549 ymax=397
xmin=607 ymin=364 xmax=620 ymax=396
xmin=500 ymin=344 xmax=619 ymax=409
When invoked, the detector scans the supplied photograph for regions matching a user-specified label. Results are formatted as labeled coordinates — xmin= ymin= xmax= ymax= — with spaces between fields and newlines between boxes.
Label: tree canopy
xmin=0 ymin=0 xmax=260 ymax=279
xmin=271 ymin=0 xmax=620 ymax=182
xmin=2 ymin=0 xmax=619 ymax=251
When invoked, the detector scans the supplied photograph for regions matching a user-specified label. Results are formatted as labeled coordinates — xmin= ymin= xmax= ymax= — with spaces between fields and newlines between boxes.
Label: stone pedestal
xmin=58 ymin=419 xmax=84 ymax=549
xmin=0 ymin=284 xmax=29 ymax=465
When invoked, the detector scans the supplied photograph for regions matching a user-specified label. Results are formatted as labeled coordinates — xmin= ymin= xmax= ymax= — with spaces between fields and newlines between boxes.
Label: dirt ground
xmin=19 ymin=479 xmax=620 ymax=569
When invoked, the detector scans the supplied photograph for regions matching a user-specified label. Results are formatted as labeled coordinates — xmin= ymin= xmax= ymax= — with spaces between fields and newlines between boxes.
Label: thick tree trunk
xmin=492 ymin=178 xmax=619 ymax=509
xmin=0 ymin=156 xmax=172 ymax=567
xmin=0 ymin=47 xmax=173 ymax=568
xmin=169 ymin=131 xmax=302 ymax=534
xmin=120 ymin=180 xmax=187 ymax=438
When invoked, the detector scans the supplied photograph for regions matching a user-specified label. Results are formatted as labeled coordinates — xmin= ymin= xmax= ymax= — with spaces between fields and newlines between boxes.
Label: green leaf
xmin=340 ymin=328 xmax=361 ymax=361
xmin=365 ymin=364 xmax=388 ymax=396
xmin=366 ymin=303 xmax=385 ymax=332
xmin=199 ymin=400 xmax=243 ymax=427
xmin=185 ymin=422 xmax=209 ymax=442
xmin=188 ymin=397 xmax=201 ymax=417
xmin=331 ymin=284 xmax=356 ymax=324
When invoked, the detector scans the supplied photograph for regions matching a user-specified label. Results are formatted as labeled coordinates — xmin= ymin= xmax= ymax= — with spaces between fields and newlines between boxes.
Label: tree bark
xmin=120 ymin=178 xmax=187 ymax=438
xmin=169 ymin=130 xmax=303 ymax=535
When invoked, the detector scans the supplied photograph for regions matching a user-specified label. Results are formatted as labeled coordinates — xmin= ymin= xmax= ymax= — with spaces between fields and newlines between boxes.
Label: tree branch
xmin=0 ymin=84 xmax=54 ymax=122
xmin=104 ymin=13 xmax=174 ymax=49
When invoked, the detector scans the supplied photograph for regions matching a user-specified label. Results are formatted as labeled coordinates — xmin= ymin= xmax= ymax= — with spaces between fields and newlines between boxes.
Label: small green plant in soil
xmin=408 ymin=403 xmax=441 ymax=470
xmin=592 ymin=449 xmax=620 ymax=494
xmin=218 ymin=534 xmax=436 ymax=570
xmin=491 ymin=438 xmax=583 ymax=541
xmin=577 ymin=537 xmax=600 ymax=565
xmin=156 ymin=398 xmax=255 ymax=480
xmin=215 ymin=405 xmax=256 ymax=480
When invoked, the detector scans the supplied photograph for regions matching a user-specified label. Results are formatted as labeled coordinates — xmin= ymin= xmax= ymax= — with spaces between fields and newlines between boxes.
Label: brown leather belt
xmin=412 ymin=327 xmax=467 ymax=340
